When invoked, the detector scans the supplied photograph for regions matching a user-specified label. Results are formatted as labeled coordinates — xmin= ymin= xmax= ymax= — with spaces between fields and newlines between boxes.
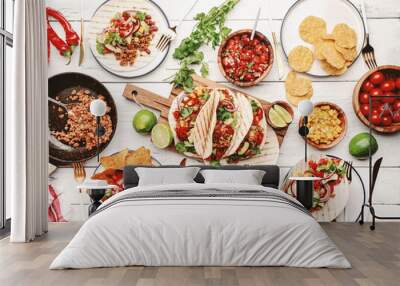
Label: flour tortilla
xmin=168 ymin=87 xmax=217 ymax=159
xmin=192 ymin=90 xmax=220 ymax=159
xmin=224 ymin=91 xmax=254 ymax=157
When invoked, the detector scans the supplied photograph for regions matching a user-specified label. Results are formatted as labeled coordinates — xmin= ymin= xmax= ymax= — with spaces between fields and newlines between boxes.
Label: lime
xmin=151 ymin=123 xmax=173 ymax=149
xmin=273 ymin=104 xmax=293 ymax=124
xmin=268 ymin=108 xmax=287 ymax=128
xmin=133 ymin=109 xmax=157 ymax=134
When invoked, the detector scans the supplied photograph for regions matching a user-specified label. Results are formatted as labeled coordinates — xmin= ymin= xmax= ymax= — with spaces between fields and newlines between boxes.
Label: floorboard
xmin=0 ymin=222 xmax=399 ymax=286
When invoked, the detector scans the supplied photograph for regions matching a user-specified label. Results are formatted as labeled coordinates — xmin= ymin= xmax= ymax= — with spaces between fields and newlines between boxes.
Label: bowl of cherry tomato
xmin=353 ymin=65 xmax=400 ymax=133
xmin=218 ymin=29 xmax=274 ymax=87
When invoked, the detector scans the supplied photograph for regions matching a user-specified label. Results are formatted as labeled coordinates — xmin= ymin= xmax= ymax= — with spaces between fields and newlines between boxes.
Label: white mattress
xmin=50 ymin=183 xmax=350 ymax=269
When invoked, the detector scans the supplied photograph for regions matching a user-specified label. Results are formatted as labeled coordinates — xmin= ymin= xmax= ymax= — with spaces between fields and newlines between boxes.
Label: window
xmin=1 ymin=0 xmax=14 ymax=234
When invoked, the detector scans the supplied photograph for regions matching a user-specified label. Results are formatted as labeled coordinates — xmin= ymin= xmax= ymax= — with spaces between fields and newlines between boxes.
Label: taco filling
xmin=172 ymin=87 xmax=211 ymax=154
xmin=228 ymin=99 xmax=265 ymax=163
xmin=207 ymin=89 xmax=237 ymax=163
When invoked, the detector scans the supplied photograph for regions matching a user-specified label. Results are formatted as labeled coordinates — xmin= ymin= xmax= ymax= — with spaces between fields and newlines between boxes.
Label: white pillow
xmin=200 ymin=169 xmax=266 ymax=185
xmin=136 ymin=167 xmax=200 ymax=186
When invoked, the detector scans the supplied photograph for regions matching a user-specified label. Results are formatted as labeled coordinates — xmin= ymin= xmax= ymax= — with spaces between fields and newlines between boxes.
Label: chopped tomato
xmin=176 ymin=126 xmax=189 ymax=141
xmin=252 ymin=108 xmax=264 ymax=125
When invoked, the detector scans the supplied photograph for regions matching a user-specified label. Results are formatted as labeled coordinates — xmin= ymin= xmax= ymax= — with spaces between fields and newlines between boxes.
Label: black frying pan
xmin=48 ymin=72 xmax=118 ymax=166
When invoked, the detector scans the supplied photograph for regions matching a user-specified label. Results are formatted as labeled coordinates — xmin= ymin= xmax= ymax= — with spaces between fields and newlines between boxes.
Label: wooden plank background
xmin=46 ymin=0 xmax=400 ymax=222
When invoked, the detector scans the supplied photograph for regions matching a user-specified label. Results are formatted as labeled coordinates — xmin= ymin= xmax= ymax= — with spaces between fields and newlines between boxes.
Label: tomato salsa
xmin=220 ymin=31 xmax=271 ymax=84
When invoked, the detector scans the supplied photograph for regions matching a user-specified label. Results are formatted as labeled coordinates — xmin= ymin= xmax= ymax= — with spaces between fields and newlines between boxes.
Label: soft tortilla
xmin=192 ymin=90 xmax=220 ymax=159
xmin=168 ymin=87 xmax=216 ymax=159
xmin=224 ymin=91 xmax=254 ymax=157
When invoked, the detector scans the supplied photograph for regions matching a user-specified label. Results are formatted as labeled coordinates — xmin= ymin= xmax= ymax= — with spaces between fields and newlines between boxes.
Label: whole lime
xmin=349 ymin=132 xmax=378 ymax=159
xmin=133 ymin=109 xmax=157 ymax=134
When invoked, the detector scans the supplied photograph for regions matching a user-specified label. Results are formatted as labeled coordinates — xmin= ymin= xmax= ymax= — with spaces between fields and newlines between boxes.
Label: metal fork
xmin=359 ymin=1 xmax=377 ymax=70
xmin=155 ymin=0 xmax=200 ymax=52
xmin=344 ymin=161 xmax=353 ymax=182
xmin=72 ymin=162 xmax=86 ymax=184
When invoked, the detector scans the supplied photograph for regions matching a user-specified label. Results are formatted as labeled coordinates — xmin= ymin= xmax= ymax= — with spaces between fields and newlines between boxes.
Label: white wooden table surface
xmin=46 ymin=0 xmax=400 ymax=222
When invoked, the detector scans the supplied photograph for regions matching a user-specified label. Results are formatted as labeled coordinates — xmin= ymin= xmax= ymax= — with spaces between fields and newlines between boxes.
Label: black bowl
xmin=48 ymin=72 xmax=118 ymax=166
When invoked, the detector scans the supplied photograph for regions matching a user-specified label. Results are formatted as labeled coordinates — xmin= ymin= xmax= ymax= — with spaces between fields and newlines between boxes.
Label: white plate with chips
xmin=280 ymin=0 xmax=366 ymax=76
xmin=89 ymin=0 xmax=170 ymax=78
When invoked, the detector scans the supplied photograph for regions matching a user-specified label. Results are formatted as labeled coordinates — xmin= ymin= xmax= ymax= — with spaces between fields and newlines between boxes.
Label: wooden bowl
xmin=217 ymin=29 xmax=274 ymax=87
xmin=353 ymin=65 xmax=400 ymax=134
xmin=299 ymin=102 xmax=348 ymax=150
xmin=265 ymin=100 xmax=294 ymax=129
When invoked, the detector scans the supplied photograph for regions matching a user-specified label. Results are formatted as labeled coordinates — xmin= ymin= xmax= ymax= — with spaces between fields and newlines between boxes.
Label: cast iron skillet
xmin=48 ymin=72 xmax=118 ymax=166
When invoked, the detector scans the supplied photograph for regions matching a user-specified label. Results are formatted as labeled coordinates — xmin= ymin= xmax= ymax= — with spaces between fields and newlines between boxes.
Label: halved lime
xmin=133 ymin=109 xmax=157 ymax=134
xmin=151 ymin=123 xmax=173 ymax=149
xmin=269 ymin=108 xmax=287 ymax=128
xmin=273 ymin=104 xmax=293 ymax=124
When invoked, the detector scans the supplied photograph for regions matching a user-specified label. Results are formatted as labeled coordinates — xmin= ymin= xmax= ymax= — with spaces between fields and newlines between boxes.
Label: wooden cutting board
xmin=122 ymin=75 xmax=290 ymax=165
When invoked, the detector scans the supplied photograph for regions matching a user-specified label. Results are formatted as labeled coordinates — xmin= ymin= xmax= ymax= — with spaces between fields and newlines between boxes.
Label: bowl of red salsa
xmin=218 ymin=29 xmax=274 ymax=87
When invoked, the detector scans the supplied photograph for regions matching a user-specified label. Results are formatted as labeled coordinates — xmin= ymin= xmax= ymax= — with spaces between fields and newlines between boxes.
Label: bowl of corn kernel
xmin=299 ymin=102 xmax=348 ymax=150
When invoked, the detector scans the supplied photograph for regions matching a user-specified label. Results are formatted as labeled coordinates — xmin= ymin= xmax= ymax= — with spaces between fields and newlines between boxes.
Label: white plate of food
xmin=89 ymin=0 xmax=170 ymax=78
xmin=280 ymin=0 xmax=366 ymax=76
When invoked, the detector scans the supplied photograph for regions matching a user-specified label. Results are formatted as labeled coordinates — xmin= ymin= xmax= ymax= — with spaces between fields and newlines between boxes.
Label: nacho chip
xmin=320 ymin=60 xmax=348 ymax=76
xmin=299 ymin=16 xmax=327 ymax=44
xmin=334 ymin=42 xmax=356 ymax=62
xmin=322 ymin=33 xmax=335 ymax=40
xmin=286 ymin=89 xmax=313 ymax=106
xmin=288 ymin=46 xmax=314 ymax=72
xmin=100 ymin=148 xmax=129 ymax=170
xmin=320 ymin=40 xmax=346 ymax=69
xmin=332 ymin=23 xmax=357 ymax=49
xmin=285 ymin=71 xmax=313 ymax=97
xmin=125 ymin=147 xmax=152 ymax=166
xmin=91 ymin=168 xmax=123 ymax=185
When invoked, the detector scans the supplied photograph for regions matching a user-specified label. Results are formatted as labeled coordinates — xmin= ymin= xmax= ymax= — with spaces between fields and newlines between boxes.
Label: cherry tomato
xmin=369 ymin=71 xmax=385 ymax=85
xmin=381 ymin=116 xmax=392 ymax=126
xmin=380 ymin=80 xmax=396 ymax=92
xmin=362 ymin=80 xmax=374 ymax=92
xmin=392 ymin=111 xmax=400 ymax=123
xmin=376 ymin=103 xmax=392 ymax=116
xmin=395 ymin=78 xmax=400 ymax=90
xmin=382 ymin=92 xmax=396 ymax=104
xmin=360 ymin=104 xmax=370 ymax=117
xmin=370 ymin=113 xmax=381 ymax=125
xmin=392 ymin=100 xmax=400 ymax=111
xmin=359 ymin=92 xmax=370 ymax=104
xmin=369 ymin=88 xmax=383 ymax=98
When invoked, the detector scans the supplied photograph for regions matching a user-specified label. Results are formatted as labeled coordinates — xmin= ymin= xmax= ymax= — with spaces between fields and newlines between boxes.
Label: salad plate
xmin=89 ymin=0 xmax=170 ymax=78
xmin=280 ymin=0 xmax=366 ymax=77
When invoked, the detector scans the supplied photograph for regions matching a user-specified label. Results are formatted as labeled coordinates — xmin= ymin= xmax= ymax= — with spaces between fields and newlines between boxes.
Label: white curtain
xmin=9 ymin=0 xmax=48 ymax=242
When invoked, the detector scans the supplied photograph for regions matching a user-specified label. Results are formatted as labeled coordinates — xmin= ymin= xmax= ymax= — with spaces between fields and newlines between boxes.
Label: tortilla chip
xmin=286 ymin=88 xmax=313 ymax=106
xmin=285 ymin=71 xmax=312 ymax=97
xmin=320 ymin=60 xmax=348 ymax=76
xmin=100 ymin=148 xmax=129 ymax=170
xmin=334 ymin=42 xmax=356 ymax=62
xmin=288 ymin=46 xmax=314 ymax=72
xmin=299 ymin=16 xmax=327 ymax=44
xmin=320 ymin=40 xmax=346 ymax=69
xmin=332 ymin=23 xmax=357 ymax=49
xmin=125 ymin=147 xmax=152 ymax=166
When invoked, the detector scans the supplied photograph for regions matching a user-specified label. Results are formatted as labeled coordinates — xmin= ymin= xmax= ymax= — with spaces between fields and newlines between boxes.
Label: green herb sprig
xmin=172 ymin=0 xmax=240 ymax=92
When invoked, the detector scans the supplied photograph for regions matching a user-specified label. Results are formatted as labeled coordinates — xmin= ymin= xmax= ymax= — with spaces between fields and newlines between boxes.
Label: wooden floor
xmin=0 ymin=223 xmax=399 ymax=286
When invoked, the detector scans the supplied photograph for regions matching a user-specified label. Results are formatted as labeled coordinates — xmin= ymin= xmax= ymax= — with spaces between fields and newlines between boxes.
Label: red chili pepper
xmin=47 ymin=20 xmax=72 ymax=63
xmin=46 ymin=7 xmax=80 ymax=48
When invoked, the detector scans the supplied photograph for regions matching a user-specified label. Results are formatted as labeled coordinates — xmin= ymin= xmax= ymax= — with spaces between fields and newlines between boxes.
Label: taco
xmin=168 ymin=87 xmax=219 ymax=158
xmin=206 ymin=89 xmax=253 ymax=164
xmin=227 ymin=96 xmax=267 ymax=163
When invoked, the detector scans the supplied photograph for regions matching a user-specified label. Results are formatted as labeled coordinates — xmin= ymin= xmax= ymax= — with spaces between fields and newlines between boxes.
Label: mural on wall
xmin=46 ymin=0 xmax=400 ymax=222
